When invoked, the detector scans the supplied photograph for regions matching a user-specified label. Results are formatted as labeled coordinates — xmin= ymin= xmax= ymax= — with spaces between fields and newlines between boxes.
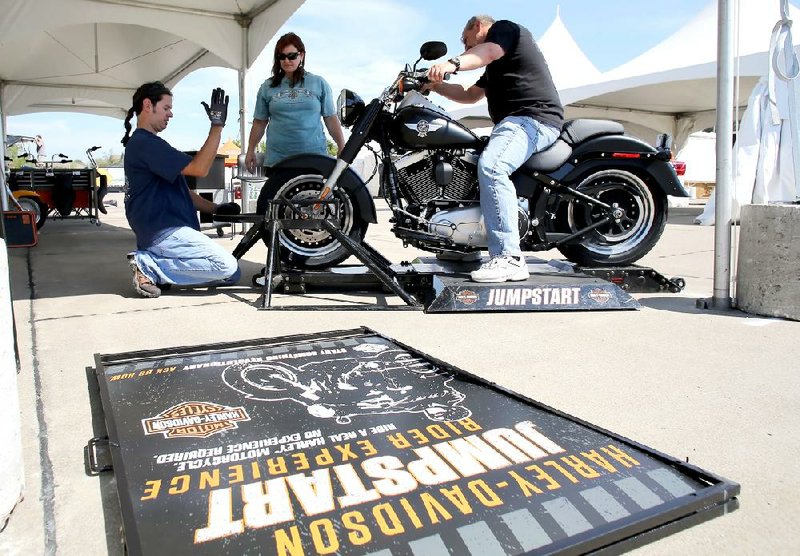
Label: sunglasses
xmin=278 ymin=51 xmax=301 ymax=61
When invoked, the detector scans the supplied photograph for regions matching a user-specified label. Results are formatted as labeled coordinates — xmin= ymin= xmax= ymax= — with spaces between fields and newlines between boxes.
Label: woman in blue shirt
xmin=244 ymin=32 xmax=345 ymax=171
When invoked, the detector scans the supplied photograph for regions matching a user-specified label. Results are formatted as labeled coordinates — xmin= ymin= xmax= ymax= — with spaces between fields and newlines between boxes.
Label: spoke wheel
xmin=558 ymin=169 xmax=667 ymax=266
xmin=258 ymin=173 xmax=368 ymax=270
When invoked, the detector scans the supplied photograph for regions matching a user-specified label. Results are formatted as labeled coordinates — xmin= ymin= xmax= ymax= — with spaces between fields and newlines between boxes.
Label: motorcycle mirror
xmin=420 ymin=41 xmax=447 ymax=61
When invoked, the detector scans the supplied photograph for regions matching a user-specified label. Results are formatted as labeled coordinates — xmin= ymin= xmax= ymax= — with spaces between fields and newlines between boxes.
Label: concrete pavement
xmin=2 ymin=193 xmax=799 ymax=555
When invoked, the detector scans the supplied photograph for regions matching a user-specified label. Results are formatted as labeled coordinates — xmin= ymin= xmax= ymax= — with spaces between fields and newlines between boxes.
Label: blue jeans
xmin=478 ymin=116 xmax=559 ymax=257
xmin=133 ymin=226 xmax=241 ymax=286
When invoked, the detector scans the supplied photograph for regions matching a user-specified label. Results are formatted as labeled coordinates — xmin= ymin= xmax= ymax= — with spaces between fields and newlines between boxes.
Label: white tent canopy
xmin=0 ymin=0 xmax=304 ymax=118
xmin=455 ymin=0 xmax=800 ymax=151
xmin=537 ymin=8 xmax=601 ymax=89
xmin=560 ymin=0 xmax=800 ymax=149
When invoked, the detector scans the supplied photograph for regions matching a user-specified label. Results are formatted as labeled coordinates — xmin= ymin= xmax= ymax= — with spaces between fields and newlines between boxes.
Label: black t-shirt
xmin=475 ymin=20 xmax=563 ymax=130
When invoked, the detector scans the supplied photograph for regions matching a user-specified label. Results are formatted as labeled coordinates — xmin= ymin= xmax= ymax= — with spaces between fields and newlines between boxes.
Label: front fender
xmin=562 ymin=135 xmax=689 ymax=197
xmin=271 ymin=154 xmax=378 ymax=223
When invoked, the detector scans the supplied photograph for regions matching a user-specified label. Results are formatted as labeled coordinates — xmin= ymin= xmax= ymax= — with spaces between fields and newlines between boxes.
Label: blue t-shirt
xmin=253 ymin=71 xmax=336 ymax=166
xmin=124 ymin=129 xmax=197 ymax=249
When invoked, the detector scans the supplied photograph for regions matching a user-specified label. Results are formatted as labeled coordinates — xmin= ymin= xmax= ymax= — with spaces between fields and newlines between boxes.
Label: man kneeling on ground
xmin=121 ymin=82 xmax=241 ymax=298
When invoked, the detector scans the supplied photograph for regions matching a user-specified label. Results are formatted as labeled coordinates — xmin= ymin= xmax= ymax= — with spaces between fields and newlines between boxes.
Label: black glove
xmin=214 ymin=201 xmax=241 ymax=216
xmin=201 ymin=88 xmax=229 ymax=127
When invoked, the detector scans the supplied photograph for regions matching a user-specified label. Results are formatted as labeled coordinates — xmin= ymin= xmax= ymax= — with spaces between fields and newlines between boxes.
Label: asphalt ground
xmin=2 ymin=193 xmax=798 ymax=555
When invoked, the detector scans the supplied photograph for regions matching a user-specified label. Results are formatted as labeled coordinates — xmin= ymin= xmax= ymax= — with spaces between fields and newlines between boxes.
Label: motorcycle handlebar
xmin=398 ymin=71 xmax=450 ymax=94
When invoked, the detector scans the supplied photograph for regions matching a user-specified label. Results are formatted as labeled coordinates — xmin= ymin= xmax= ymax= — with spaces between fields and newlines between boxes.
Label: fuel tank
xmin=390 ymin=92 xmax=483 ymax=150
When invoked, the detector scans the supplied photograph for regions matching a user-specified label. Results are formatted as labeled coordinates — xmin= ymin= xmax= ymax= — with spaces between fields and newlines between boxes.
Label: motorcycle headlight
xmin=337 ymin=89 xmax=365 ymax=127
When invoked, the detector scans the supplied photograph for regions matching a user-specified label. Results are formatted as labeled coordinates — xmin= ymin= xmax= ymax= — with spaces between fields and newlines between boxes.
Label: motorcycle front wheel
xmin=256 ymin=170 xmax=369 ymax=270
xmin=556 ymin=169 xmax=667 ymax=266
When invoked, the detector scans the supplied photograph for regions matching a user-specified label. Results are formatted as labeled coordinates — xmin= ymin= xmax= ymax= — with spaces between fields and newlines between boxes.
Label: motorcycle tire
xmin=96 ymin=174 xmax=109 ymax=215
xmin=15 ymin=196 xmax=48 ymax=230
xmin=256 ymin=169 xmax=369 ymax=270
xmin=52 ymin=173 xmax=76 ymax=217
xmin=555 ymin=169 xmax=667 ymax=267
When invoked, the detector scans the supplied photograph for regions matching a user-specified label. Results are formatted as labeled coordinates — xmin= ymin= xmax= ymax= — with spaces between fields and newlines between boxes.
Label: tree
xmin=94 ymin=149 xmax=123 ymax=167
xmin=6 ymin=144 xmax=29 ymax=169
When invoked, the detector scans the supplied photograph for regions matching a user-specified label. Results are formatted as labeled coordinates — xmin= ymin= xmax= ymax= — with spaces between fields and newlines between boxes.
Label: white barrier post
xmin=0 ymin=240 xmax=25 ymax=525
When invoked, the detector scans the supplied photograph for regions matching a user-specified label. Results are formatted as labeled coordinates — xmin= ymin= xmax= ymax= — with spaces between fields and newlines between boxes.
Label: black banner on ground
xmin=93 ymin=328 xmax=738 ymax=556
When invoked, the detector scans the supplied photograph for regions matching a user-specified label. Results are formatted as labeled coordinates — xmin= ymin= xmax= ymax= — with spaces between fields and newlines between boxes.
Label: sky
xmin=6 ymin=0 xmax=709 ymax=164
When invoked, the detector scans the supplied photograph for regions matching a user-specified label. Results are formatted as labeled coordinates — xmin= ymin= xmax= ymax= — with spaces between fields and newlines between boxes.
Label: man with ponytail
xmin=122 ymin=82 xmax=241 ymax=298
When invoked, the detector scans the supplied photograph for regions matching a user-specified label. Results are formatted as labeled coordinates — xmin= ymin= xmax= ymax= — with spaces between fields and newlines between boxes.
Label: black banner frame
xmin=92 ymin=327 xmax=739 ymax=556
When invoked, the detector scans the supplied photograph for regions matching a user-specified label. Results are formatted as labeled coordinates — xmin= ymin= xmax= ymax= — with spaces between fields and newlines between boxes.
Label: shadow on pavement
xmin=8 ymin=220 xmax=262 ymax=301
xmin=637 ymin=295 xmax=756 ymax=319
xmin=83 ymin=366 xmax=125 ymax=556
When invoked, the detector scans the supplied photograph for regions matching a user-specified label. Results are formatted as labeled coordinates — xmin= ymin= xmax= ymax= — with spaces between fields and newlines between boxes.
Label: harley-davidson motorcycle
xmin=245 ymin=41 xmax=687 ymax=270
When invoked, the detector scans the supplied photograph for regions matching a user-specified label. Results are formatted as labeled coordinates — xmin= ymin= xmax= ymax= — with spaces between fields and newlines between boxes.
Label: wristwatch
xmin=448 ymin=56 xmax=461 ymax=73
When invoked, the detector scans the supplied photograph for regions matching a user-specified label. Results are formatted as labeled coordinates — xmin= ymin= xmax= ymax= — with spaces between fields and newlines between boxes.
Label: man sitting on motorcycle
xmin=427 ymin=15 xmax=564 ymax=283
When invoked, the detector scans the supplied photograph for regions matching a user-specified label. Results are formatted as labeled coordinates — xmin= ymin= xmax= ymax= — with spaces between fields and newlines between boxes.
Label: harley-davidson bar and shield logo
xmin=455 ymin=289 xmax=480 ymax=305
xmin=142 ymin=401 xmax=250 ymax=439
xmin=588 ymin=287 xmax=614 ymax=304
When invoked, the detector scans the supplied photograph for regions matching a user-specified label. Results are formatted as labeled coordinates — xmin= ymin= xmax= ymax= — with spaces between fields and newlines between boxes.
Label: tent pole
xmin=239 ymin=24 xmax=252 ymax=226
xmin=239 ymin=68 xmax=246 ymax=154
xmin=712 ymin=0 xmax=735 ymax=308
xmin=1 ymin=81 xmax=8 ymax=212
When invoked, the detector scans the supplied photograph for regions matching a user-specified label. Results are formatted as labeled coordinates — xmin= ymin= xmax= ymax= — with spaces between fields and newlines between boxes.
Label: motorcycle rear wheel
xmin=257 ymin=170 xmax=369 ymax=270
xmin=556 ymin=169 xmax=667 ymax=266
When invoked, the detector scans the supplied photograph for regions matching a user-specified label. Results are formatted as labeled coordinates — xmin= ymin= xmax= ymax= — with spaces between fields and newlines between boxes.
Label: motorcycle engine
xmin=394 ymin=150 xmax=529 ymax=247
xmin=428 ymin=205 xmax=529 ymax=247
xmin=394 ymin=150 xmax=479 ymax=204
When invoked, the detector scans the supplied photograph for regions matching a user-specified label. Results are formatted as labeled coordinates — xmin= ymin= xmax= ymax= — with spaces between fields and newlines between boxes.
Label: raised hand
xmin=201 ymin=88 xmax=229 ymax=127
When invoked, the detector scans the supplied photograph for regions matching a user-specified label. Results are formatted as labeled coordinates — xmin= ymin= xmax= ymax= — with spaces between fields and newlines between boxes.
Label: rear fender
xmin=12 ymin=191 xmax=43 ymax=201
xmin=271 ymin=154 xmax=378 ymax=223
xmin=563 ymin=135 xmax=688 ymax=197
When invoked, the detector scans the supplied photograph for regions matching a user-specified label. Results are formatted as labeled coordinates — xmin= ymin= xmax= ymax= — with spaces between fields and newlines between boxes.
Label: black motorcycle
xmin=247 ymin=41 xmax=687 ymax=270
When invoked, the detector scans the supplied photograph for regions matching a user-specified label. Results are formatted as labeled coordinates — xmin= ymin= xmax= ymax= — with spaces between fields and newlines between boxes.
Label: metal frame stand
xmin=218 ymin=197 xmax=423 ymax=311
xmin=217 ymin=202 xmax=685 ymax=313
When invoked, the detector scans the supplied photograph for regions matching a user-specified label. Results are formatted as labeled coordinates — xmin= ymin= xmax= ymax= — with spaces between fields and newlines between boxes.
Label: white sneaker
xmin=470 ymin=255 xmax=529 ymax=283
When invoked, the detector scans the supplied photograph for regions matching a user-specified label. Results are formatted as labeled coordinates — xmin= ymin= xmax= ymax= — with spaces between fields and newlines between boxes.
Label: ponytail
xmin=121 ymin=81 xmax=173 ymax=147
xmin=121 ymin=107 xmax=135 ymax=146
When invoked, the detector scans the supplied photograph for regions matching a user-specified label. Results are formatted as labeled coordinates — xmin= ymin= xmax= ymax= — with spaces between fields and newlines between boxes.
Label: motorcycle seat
xmin=520 ymin=139 xmax=572 ymax=173
xmin=560 ymin=119 xmax=624 ymax=146
xmin=519 ymin=119 xmax=626 ymax=173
